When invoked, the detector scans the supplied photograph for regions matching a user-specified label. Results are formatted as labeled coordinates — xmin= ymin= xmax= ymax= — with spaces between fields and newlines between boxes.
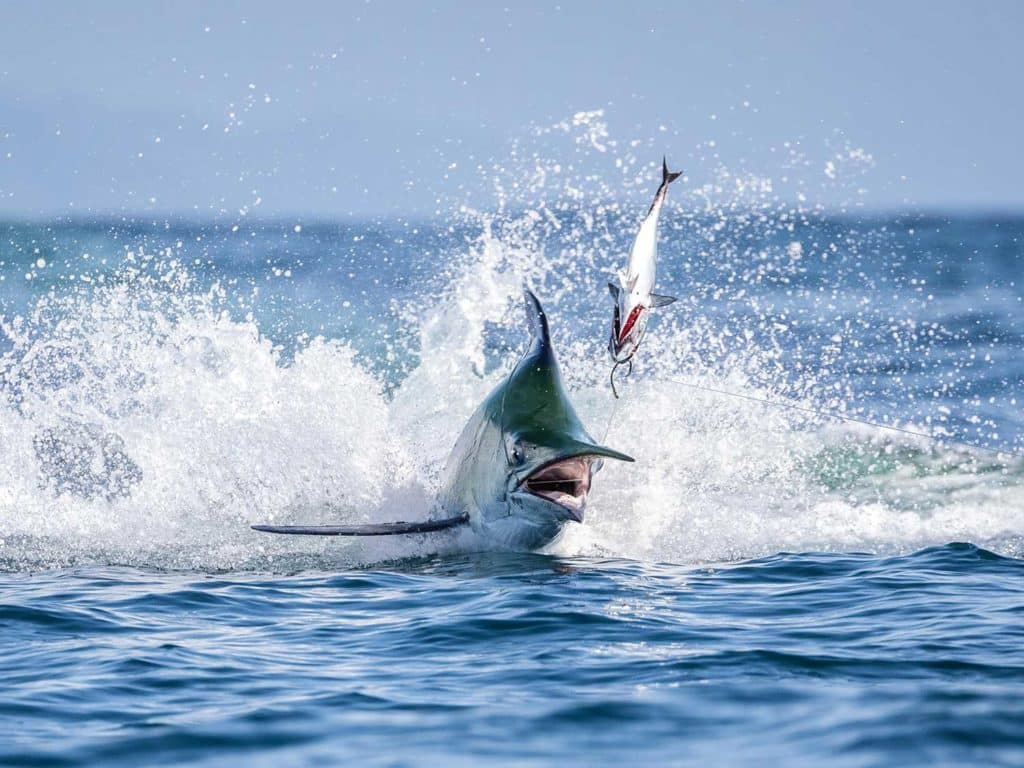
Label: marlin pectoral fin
xmin=649 ymin=293 xmax=679 ymax=308
xmin=251 ymin=513 xmax=470 ymax=536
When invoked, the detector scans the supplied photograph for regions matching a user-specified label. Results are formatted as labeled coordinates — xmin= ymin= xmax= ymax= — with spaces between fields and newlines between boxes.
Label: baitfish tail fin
xmin=649 ymin=293 xmax=678 ymax=308
xmin=662 ymin=156 xmax=683 ymax=187
xmin=647 ymin=156 xmax=684 ymax=215
xmin=251 ymin=513 xmax=470 ymax=536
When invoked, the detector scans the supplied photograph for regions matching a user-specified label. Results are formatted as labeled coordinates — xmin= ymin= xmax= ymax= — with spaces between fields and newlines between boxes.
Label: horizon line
xmin=3 ymin=204 xmax=1024 ymax=227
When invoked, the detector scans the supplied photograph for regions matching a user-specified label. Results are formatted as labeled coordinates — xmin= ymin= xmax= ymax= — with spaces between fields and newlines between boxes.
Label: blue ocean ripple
xmin=1 ymin=544 xmax=1022 ymax=766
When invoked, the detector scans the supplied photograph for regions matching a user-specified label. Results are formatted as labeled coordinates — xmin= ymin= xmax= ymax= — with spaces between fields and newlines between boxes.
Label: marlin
xmin=607 ymin=157 xmax=682 ymax=396
xmin=252 ymin=290 xmax=633 ymax=551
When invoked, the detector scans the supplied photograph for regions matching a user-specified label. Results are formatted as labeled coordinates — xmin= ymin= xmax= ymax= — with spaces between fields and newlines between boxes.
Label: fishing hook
xmin=609 ymin=358 xmax=633 ymax=399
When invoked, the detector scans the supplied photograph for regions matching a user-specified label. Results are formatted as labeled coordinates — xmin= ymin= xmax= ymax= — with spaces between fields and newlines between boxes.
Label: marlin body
xmin=253 ymin=290 xmax=633 ymax=551
xmin=607 ymin=158 xmax=683 ymax=368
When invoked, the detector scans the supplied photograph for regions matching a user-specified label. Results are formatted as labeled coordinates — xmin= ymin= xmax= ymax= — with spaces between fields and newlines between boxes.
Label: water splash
xmin=1 ymin=112 xmax=1021 ymax=571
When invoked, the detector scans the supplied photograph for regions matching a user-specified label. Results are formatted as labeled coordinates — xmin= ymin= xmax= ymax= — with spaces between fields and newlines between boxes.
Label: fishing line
xmin=600 ymin=384 xmax=621 ymax=445
xmin=663 ymin=376 xmax=1024 ymax=462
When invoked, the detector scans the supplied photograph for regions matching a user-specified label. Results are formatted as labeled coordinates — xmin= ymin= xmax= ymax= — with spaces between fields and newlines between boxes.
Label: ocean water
xmin=1 ymin=133 xmax=1023 ymax=764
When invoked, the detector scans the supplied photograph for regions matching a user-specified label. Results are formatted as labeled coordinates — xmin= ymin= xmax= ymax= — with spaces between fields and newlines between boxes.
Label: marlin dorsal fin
xmin=522 ymin=288 xmax=551 ymax=346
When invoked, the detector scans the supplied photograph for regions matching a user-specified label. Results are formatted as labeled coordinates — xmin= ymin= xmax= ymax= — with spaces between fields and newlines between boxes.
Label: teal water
xmin=1 ymin=205 xmax=1023 ymax=765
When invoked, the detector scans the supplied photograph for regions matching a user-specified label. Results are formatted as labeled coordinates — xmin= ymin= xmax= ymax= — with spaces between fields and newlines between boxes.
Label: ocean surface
xmin=1 ymin=147 xmax=1023 ymax=765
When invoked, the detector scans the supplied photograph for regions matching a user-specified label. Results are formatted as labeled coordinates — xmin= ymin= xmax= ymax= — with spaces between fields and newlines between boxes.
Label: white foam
xmin=1 ymin=114 xmax=1021 ymax=571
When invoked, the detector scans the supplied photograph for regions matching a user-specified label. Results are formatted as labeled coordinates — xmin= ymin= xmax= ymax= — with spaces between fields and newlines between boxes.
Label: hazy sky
xmin=2 ymin=1 xmax=1022 ymax=217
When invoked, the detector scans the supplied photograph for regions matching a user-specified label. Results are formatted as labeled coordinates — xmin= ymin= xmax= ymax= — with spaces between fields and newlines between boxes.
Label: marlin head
xmin=441 ymin=289 xmax=633 ymax=549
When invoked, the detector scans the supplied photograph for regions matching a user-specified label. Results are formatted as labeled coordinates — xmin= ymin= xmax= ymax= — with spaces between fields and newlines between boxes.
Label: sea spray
xmin=1 ymin=113 xmax=1022 ymax=570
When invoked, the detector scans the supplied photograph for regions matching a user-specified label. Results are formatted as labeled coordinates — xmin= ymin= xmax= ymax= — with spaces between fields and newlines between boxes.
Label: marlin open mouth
xmin=520 ymin=456 xmax=593 ymax=522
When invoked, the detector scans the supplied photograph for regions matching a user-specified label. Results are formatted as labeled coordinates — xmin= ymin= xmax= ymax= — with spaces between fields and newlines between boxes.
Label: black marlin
xmin=253 ymin=290 xmax=633 ymax=551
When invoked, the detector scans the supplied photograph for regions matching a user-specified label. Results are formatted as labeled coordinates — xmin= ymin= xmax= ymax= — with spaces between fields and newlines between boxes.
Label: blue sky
xmin=2 ymin=1 xmax=1022 ymax=217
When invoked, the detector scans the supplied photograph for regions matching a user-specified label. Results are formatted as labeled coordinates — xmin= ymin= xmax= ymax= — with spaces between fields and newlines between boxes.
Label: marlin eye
xmin=505 ymin=436 xmax=524 ymax=464
xmin=506 ymin=438 xmax=530 ymax=465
